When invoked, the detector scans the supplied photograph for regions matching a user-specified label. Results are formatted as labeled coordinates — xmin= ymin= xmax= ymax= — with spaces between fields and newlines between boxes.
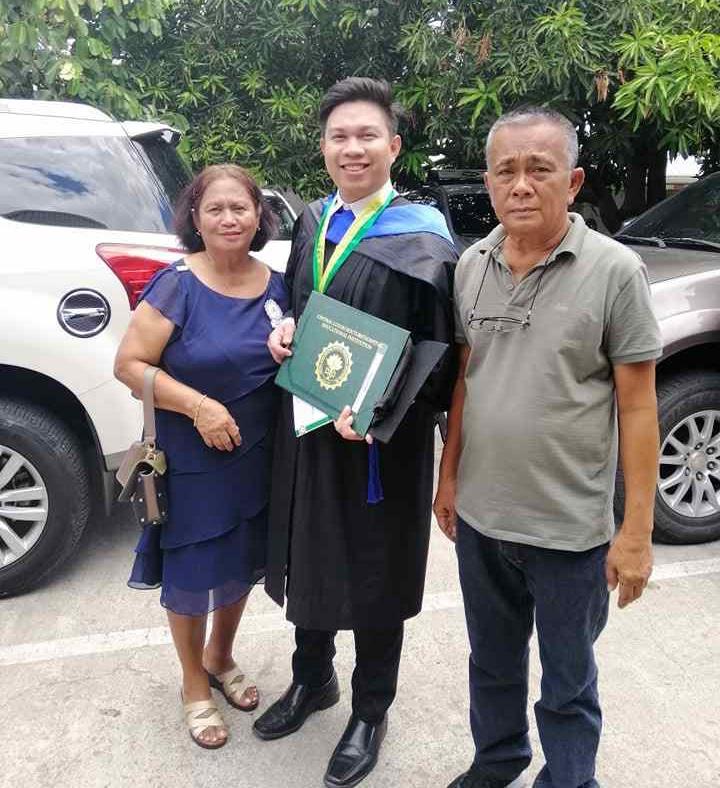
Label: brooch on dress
xmin=264 ymin=298 xmax=284 ymax=328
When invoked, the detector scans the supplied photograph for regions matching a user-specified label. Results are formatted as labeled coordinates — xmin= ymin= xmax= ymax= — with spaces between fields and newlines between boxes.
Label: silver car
xmin=617 ymin=172 xmax=720 ymax=544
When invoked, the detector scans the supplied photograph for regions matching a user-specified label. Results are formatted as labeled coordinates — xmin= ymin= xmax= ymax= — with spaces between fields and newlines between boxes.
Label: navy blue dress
xmin=128 ymin=260 xmax=288 ymax=616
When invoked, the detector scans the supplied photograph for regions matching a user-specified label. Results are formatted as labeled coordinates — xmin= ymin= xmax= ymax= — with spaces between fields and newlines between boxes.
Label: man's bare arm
xmin=433 ymin=344 xmax=470 ymax=541
xmin=606 ymin=360 xmax=659 ymax=608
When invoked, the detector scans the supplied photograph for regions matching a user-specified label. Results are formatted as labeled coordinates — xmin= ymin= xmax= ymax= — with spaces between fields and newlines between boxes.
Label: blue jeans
xmin=456 ymin=518 xmax=609 ymax=788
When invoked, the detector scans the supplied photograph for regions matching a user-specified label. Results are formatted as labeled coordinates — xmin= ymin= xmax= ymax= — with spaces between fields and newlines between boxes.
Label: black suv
xmin=402 ymin=170 xmax=497 ymax=251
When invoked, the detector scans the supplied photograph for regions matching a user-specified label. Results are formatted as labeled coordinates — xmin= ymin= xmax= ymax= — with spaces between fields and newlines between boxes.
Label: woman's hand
xmin=194 ymin=397 xmax=242 ymax=451
xmin=334 ymin=406 xmax=373 ymax=444
xmin=268 ymin=317 xmax=295 ymax=363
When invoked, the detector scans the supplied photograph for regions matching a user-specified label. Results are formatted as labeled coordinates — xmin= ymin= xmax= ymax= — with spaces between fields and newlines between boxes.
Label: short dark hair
xmin=486 ymin=106 xmax=579 ymax=168
xmin=319 ymin=77 xmax=404 ymax=136
xmin=174 ymin=164 xmax=279 ymax=252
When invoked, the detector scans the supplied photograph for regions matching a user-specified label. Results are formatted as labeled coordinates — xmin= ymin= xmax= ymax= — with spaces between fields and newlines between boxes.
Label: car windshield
xmin=0 ymin=134 xmax=190 ymax=232
xmin=402 ymin=189 xmax=441 ymax=210
xmin=263 ymin=194 xmax=295 ymax=241
xmin=623 ymin=173 xmax=720 ymax=244
xmin=403 ymin=186 xmax=498 ymax=241
xmin=446 ymin=191 xmax=497 ymax=239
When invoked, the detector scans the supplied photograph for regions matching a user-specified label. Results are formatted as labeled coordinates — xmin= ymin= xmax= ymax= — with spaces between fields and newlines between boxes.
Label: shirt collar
xmin=334 ymin=180 xmax=394 ymax=217
xmin=481 ymin=212 xmax=588 ymax=267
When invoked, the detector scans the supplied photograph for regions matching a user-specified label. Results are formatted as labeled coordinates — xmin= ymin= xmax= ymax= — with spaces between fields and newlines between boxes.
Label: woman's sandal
xmin=182 ymin=696 xmax=228 ymax=750
xmin=206 ymin=665 xmax=259 ymax=712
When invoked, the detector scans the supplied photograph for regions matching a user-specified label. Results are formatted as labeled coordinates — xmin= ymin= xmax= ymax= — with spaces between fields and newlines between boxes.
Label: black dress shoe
xmin=323 ymin=714 xmax=387 ymax=788
xmin=252 ymin=672 xmax=339 ymax=741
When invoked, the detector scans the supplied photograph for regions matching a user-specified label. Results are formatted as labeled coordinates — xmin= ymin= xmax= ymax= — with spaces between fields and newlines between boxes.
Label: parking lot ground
xmin=2 ymin=498 xmax=720 ymax=788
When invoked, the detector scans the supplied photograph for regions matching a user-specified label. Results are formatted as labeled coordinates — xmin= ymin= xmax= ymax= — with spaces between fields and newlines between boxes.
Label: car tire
xmin=0 ymin=398 xmax=91 ymax=596
xmin=629 ymin=370 xmax=720 ymax=545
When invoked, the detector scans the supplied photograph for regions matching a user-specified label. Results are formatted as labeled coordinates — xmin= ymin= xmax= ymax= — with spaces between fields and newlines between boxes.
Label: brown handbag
xmin=116 ymin=365 xmax=168 ymax=526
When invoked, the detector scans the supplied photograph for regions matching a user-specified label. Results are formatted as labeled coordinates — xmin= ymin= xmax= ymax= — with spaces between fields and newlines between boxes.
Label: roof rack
xmin=0 ymin=98 xmax=112 ymax=122
xmin=427 ymin=168 xmax=486 ymax=184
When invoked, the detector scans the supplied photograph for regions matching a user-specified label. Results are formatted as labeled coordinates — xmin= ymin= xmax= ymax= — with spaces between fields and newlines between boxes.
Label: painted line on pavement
xmin=651 ymin=556 xmax=720 ymax=581
xmin=2 ymin=556 xmax=720 ymax=668
xmin=0 ymin=611 xmax=293 ymax=667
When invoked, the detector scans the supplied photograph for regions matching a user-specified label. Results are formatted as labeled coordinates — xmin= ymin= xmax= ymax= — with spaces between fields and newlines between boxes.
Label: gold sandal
xmin=207 ymin=665 xmax=259 ymax=712
xmin=183 ymin=696 xmax=228 ymax=749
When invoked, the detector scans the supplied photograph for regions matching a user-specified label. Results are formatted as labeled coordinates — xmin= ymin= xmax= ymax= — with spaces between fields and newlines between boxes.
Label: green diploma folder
xmin=275 ymin=292 xmax=412 ymax=438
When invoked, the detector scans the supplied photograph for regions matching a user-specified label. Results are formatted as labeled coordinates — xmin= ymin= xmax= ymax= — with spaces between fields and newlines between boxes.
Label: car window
xmin=625 ymin=174 xmax=720 ymax=243
xmin=446 ymin=192 xmax=497 ymax=239
xmin=0 ymin=135 xmax=188 ymax=232
xmin=263 ymin=194 xmax=294 ymax=241
xmin=132 ymin=134 xmax=190 ymax=208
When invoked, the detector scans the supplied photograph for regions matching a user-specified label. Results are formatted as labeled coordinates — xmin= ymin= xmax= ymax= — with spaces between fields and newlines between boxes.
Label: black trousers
xmin=291 ymin=625 xmax=404 ymax=724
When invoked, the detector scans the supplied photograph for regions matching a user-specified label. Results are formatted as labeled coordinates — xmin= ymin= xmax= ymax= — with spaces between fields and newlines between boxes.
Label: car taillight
xmin=96 ymin=243 xmax=184 ymax=308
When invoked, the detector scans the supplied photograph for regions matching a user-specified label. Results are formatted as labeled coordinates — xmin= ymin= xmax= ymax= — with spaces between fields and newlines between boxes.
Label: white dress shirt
xmin=333 ymin=180 xmax=394 ymax=218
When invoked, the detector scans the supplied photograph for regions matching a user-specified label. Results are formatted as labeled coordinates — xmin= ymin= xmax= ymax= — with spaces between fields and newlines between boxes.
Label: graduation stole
xmin=312 ymin=189 xmax=396 ymax=293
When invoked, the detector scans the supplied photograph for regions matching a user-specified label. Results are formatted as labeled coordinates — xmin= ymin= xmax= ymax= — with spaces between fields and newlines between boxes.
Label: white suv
xmin=0 ymin=99 xmax=298 ymax=595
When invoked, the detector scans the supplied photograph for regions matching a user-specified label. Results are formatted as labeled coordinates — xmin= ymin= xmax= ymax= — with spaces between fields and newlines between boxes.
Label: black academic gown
xmin=265 ymin=196 xmax=458 ymax=631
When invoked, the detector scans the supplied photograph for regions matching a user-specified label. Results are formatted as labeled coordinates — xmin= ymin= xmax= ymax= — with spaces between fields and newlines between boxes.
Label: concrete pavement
xmin=2 ymin=502 xmax=720 ymax=788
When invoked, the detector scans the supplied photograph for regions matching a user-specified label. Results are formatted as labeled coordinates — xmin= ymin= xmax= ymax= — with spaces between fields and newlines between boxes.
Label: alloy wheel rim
xmin=658 ymin=410 xmax=720 ymax=519
xmin=0 ymin=445 xmax=49 ymax=568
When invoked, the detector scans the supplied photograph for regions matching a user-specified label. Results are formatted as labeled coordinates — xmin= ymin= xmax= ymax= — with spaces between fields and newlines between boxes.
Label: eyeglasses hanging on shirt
xmin=467 ymin=236 xmax=565 ymax=333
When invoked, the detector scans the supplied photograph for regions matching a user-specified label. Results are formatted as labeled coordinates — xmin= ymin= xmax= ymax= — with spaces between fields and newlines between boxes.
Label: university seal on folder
xmin=315 ymin=341 xmax=354 ymax=390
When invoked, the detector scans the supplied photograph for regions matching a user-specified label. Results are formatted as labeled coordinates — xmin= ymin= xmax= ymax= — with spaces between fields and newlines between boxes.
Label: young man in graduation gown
xmin=253 ymin=77 xmax=457 ymax=787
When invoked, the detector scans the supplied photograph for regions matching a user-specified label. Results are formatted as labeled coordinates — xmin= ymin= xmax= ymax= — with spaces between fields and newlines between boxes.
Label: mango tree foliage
xmin=8 ymin=0 xmax=717 ymax=226
xmin=126 ymin=0 xmax=720 ymax=225
xmin=0 ymin=0 xmax=168 ymax=117
xmin=413 ymin=0 xmax=720 ymax=225
xmin=125 ymin=0 xmax=445 ymax=196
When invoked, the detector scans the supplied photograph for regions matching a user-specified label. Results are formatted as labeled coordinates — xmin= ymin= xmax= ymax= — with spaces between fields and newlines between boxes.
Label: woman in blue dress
xmin=114 ymin=164 xmax=288 ymax=750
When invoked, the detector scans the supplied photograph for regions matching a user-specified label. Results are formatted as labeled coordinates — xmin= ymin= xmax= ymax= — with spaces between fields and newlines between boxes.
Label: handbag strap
xmin=142 ymin=365 xmax=160 ymax=443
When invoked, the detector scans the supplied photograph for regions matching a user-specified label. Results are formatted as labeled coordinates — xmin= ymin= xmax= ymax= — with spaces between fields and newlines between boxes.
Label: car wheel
xmin=650 ymin=371 xmax=720 ymax=544
xmin=0 ymin=398 xmax=91 ymax=596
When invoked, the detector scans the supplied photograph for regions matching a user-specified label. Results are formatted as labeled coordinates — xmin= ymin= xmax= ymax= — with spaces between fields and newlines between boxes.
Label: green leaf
xmin=8 ymin=0 xmax=706 ymax=208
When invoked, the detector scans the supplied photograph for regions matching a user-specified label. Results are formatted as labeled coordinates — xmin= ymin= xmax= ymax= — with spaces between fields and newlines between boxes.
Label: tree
xmin=0 ymin=0 xmax=168 ymax=118
xmin=9 ymin=0 xmax=718 ymax=226
xmin=393 ymin=0 xmax=720 ymax=227
xmin=127 ymin=0 xmax=720 ymax=226
xmin=125 ymin=0 xmax=441 ymax=195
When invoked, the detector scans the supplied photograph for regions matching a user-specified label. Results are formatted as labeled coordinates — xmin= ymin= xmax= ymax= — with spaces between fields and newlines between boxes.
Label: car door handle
xmin=61 ymin=306 xmax=108 ymax=321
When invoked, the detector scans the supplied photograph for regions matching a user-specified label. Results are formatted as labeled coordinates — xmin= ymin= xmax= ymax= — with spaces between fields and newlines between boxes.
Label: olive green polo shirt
xmin=454 ymin=213 xmax=662 ymax=551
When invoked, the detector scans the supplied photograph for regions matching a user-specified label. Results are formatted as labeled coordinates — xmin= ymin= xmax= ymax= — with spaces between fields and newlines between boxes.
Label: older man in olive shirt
xmin=435 ymin=107 xmax=661 ymax=788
